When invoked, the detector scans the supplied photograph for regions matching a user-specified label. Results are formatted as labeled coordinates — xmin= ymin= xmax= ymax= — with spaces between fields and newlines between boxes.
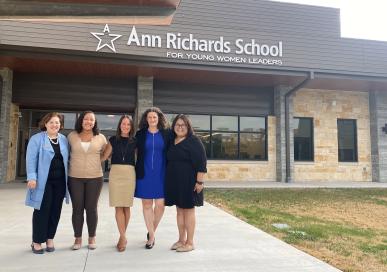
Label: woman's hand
xmin=101 ymin=142 xmax=112 ymax=162
xmin=27 ymin=180 xmax=37 ymax=189
xmin=194 ymin=182 xmax=204 ymax=193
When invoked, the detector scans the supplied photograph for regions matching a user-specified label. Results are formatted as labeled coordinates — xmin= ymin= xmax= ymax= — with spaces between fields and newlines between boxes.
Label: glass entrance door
xmin=17 ymin=110 xmax=128 ymax=180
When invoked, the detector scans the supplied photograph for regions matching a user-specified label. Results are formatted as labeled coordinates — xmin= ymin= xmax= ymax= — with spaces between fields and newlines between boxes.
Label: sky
xmin=271 ymin=0 xmax=387 ymax=42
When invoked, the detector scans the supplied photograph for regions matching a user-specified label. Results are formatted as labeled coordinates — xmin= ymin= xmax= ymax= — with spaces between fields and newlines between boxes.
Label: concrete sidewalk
xmin=0 ymin=183 xmax=341 ymax=272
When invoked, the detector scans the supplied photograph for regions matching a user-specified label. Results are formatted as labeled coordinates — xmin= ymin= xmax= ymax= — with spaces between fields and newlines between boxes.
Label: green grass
xmin=205 ymin=188 xmax=387 ymax=272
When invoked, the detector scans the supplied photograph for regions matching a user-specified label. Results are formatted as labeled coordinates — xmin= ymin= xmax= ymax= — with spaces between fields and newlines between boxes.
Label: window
xmin=294 ymin=117 xmax=314 ymax=161
xmin=212 ymin=116 xmax=238 ymax=159
xmin=239 ymin=117 xmax=266 ymax=159
xmin=60 ymin=113 xmax=76 ymax=129
xmin=337 ymin=119 xmax=358 ymax=162
xmin=168 ymin=113 xmax=267 ymax=160
xmin=95 ymin=114 xmax=122 ymax=131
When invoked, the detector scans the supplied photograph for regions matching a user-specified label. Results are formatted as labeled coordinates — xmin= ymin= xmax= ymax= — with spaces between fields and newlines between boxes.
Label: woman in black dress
xmin=165 ymin=114 xmax=207 ymax=252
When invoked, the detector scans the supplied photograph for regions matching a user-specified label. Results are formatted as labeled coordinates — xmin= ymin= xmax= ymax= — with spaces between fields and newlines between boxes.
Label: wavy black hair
xmin=138 ymin=107 xmax=169 ymax=130
xmin=74 ymin=111 xmax=99 ymax=135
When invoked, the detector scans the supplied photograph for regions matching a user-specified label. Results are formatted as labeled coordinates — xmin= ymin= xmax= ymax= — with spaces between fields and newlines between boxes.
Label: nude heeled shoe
xmin=71 ymin=238 xmax=82 ymax=250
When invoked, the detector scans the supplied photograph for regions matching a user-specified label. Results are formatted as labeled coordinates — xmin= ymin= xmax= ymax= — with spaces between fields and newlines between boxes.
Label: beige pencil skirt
xmin=108 ymin=164 xmax=136 ymax=207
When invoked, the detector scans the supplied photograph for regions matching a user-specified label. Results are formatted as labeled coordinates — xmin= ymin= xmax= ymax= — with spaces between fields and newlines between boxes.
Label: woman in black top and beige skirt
xmin=102 ymin=115 xmax=136 ymax=252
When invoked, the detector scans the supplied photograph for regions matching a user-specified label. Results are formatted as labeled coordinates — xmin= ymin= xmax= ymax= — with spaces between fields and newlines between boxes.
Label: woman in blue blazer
xmin=25 ymin=112 xmax=69 ymax=254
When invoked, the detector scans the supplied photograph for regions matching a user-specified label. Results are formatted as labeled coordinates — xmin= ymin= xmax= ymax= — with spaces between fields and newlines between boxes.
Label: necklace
xmin=118 ymin=138 xmax=130 ymax=162
xmin=48 ymin=135 xmax=59 ymax=145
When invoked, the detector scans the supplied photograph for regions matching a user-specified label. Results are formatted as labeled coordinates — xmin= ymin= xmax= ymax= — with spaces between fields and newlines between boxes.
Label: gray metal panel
xmin=172 ymin=0 xmax=341 ymax=38
xmin=154 ymin=80 xmax=273 ymax=116
xmin=0 ymin=1 xmax=176 ymax=16
xmin=12 ymin=73 xmax=136 ymax=112
xmin=0 ymin=0 xmax=387 ymax=77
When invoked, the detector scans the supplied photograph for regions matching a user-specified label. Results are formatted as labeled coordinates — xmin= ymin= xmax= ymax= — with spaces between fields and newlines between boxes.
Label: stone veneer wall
xmin=206 ymin=116 xmax=276 ymax=181
xmin=6 ymin=103 xmax=19 ymax=181
xmin=293 ymin=89 xmax=372 ymax=182
xmin=0 ymin=68 xmax=13 ymax=183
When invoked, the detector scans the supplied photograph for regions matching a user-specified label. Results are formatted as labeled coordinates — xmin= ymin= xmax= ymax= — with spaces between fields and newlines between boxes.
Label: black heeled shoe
xmin=145 ymin=238 xmax=155 ymax=249
xmin=31 ymin=243 xmax=44 ymax=254
xmin=46 ymin=246 xmax=55 ymax=252
xmin=147 ymin=232 xmax=149 ymax=240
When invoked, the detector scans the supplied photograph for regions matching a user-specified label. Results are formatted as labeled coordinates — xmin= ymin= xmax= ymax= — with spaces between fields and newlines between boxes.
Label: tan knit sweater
xmin=67 ymin=131 xmax=107 ymax=178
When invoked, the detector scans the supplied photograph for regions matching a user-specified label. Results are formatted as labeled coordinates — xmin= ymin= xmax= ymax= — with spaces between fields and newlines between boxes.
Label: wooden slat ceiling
xmin=0 ymin=56 xmax=303 ymax=88
xmin=0 ymin=0 xmax=180 ymax=25
xmin=2 ymin=55 xmax=386 ymax=91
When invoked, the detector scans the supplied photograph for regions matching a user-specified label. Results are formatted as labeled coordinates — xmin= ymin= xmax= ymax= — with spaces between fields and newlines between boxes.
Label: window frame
xmin=293 ymin=117 xmax=314 ymax=162
xmin=337 ymin=118 xmax=358 ymax=162
xmin=167 ymin=112 xmax=268 ymax=161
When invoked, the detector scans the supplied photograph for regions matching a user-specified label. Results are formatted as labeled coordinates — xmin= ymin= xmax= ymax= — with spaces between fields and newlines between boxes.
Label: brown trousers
xmin=68 ymin=177 xmax=103 ymax=237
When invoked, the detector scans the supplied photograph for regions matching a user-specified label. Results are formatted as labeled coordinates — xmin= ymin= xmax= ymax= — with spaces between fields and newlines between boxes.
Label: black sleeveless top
xmin=109 ymin=136 xmax=136 ymax=165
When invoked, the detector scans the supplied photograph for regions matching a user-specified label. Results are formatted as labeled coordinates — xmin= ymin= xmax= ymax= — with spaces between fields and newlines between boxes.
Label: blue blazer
xmin=25 ymin=131 xmax=70 ymax=210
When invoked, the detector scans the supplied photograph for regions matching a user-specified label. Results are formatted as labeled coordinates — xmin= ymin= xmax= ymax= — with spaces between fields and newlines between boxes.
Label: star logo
xmin=91 ymin=24 xmax=122 ymax=53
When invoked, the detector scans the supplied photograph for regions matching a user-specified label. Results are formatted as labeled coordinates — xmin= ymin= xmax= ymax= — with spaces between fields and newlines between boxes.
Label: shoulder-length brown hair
xmin=39 ymin=112 xmax=64 ymax=131
xmin=116 ymin=115 xmax=135 ymax=140
xmin=138 ymin=107 xmax=169 ymax=130
xmin=74 ymin=110 xmax=99 ymax=135
xmin=171 ymin=114 xmax=194 ymax=137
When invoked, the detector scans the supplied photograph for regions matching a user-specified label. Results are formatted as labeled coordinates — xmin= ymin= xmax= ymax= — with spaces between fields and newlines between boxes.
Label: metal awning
xmin=0 ymin=0 xmax=181 ymax=25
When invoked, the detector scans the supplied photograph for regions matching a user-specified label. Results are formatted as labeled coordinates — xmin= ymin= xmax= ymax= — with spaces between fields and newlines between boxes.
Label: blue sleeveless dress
xmin=134 ymin=131 xmax=166 ymax=199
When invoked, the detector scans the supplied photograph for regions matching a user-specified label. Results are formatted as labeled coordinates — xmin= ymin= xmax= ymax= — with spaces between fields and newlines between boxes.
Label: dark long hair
xmin=116 ymin=115 xmax=135 ymax=140
xmin=171 ymin=114 xmax=194 ymax=137
xmin=74 ymin=111 xmax=99 ymax=135
xmin=138 ymin=107 xmax=168 ymax=130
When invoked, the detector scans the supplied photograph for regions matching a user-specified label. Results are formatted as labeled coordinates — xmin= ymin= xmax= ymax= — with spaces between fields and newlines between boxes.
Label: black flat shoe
xmin=145 ymin=238 xmax=155 ymax=249
xmin=31 ymin=243 xmax=44 ymax=254
xmin=46 ymin=246 xmax=55 ymax=252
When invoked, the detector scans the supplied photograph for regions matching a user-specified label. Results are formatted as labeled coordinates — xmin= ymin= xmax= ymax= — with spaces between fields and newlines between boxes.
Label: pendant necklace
xmin=119 ymin=138 xmax=130 ymax=162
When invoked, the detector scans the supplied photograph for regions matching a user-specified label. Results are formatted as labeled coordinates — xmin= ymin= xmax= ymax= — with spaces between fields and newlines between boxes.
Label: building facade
xmin=1 ymin=0 xmax=387 ymax=183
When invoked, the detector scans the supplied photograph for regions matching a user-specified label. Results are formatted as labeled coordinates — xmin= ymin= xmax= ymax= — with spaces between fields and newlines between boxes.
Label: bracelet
xmin=196 ymin=181 xmax=204 ymax=185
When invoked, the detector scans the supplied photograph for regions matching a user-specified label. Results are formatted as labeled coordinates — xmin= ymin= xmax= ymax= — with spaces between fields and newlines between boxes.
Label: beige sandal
xmin=170 ymin=241 xmax=185 ymax=250
xmin=176 ymin=244 xmax=195 ymax=252
xmin=71 ymin=238 xmax=82 ymax=250
xmin=71 ymin=243 xmax=82 ymax=250
xmin=88 ymin=237 xmax=97 ymax=250
xmin=116 ymin=237 xmax=127 ymax=252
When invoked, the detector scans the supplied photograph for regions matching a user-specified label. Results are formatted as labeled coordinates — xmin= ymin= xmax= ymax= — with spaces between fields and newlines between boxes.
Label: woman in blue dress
xmin=135 ymin=107 xmax=171 ymax=249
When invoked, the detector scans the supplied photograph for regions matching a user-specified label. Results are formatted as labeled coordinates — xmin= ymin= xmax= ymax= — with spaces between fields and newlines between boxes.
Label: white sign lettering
xmin=92 ymin=25 xmax=284 ymax=66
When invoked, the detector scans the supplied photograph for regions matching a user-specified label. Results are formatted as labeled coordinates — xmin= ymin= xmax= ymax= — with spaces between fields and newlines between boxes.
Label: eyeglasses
xmin=175 ymin=124 xmax=187 ymax=128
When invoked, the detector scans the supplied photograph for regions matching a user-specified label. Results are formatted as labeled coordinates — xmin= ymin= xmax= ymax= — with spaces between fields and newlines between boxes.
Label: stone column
xmin=135 ymin=76 xmax=153 ymax=128
xmin=274 ymin=85 xmax=295 ymax=182
xmin=274 ymin=86 xmax=287 ymax=182
xmin=369 ymin=89 xmax=387 ymax=182
xmin=285 ymin=91 xmax=296 ymax=183
xmin=0 ymin=68 xmax=13 ymax=183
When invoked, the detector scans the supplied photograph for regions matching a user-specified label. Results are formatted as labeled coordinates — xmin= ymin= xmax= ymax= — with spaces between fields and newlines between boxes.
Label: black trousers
xmin=32 ymin=177 xmax=66 ymax=243
xmin=68 ymin=177 xmax=103 ymax=238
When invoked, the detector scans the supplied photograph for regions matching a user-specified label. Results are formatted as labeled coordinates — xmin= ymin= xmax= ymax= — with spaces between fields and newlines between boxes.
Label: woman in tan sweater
xmin=67 ymin=111 xmax=107 ymax=250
